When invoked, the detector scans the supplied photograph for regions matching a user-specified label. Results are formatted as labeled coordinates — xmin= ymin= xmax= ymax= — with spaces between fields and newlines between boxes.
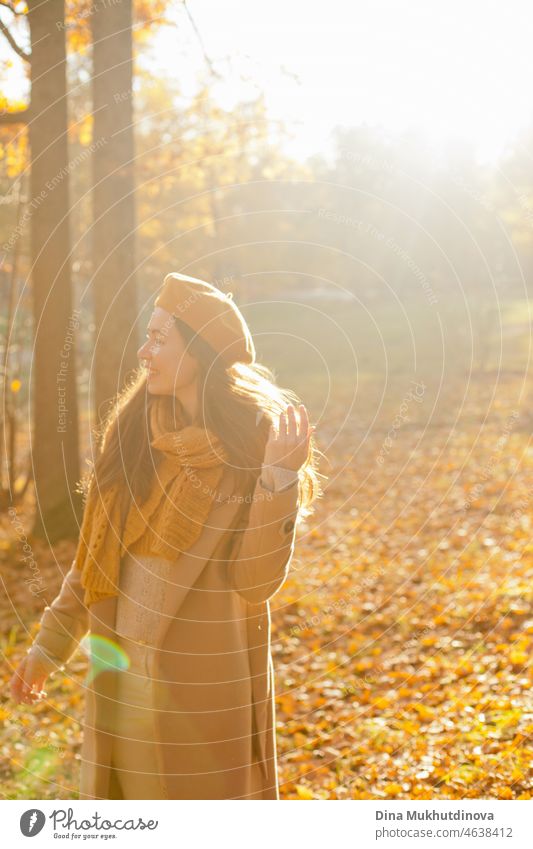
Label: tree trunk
xmin=27 ymin=0 xmax=82 ymax=541
xmin=92 ymin=0 xmax=138 ymax=424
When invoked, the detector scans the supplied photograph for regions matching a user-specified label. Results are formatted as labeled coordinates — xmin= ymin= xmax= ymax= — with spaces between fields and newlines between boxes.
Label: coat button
xmin=279 ymin=518 xmax=295 ymax=536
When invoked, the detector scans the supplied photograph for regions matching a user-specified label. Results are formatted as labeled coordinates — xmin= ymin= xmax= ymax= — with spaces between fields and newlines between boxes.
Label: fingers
xmin=286 ymin=405 xmax=314 ymax=450
xmin=297 ymin=404 xmax=309 ymax=438
xmin=10 ymin=660 xmax=27 ymax=701
xmin=15 ymin=673 xmax=33 ymax=704
xmin=28 ymin=686 xmax=47 ymax=704
xmin=286 ymin=405 xmax=297 ymax=440
xmin=9 ymin=660 xmax=47 ymax=705
xmin=282 ymin=404 xmax=315 ymax=442
xmin=19 ymin=681 xmax=46 ymax=705
xmin=9 ymin=679 xmax=20 ymax=702
xmin=297 ymin=404 xmax=316 ymax=443
xmin=269 ymin=404 xmax=316 ymax=469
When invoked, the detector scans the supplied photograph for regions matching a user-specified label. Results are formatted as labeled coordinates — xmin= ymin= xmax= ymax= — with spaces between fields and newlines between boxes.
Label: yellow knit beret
xmin=154 ymin=272 xmax=256 ymax=366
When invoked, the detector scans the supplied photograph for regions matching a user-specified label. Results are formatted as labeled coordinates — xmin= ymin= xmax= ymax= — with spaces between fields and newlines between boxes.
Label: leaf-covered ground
xmin=1 ymin=374 xmax=532 ymax=799
xmin=274 ymin=378 xmax=533 ymax=799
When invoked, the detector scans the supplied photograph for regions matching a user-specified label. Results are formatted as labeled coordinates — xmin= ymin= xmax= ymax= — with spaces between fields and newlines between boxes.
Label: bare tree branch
xmin=0 ymin=18 xmax=30 ymax=61
xmin=182 ymin=0 xmax=221 ymax=79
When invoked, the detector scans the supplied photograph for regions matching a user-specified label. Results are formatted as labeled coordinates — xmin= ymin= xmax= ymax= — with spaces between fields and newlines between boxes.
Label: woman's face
xmin=137 ymin=307 xmax=198 ymax=396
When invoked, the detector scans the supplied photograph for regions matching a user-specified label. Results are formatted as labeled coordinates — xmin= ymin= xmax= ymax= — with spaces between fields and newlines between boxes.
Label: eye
xmin=147 ymin=331 xmax=164 ymax=344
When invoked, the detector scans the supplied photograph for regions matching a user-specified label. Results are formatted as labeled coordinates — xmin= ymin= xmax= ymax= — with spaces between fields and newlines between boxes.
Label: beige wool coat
xmin=31 ymin=467 xmax=300 ymax=800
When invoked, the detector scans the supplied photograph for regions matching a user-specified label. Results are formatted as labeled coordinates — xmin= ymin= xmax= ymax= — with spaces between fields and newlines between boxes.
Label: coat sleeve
xmin=29 ymin=559 xmax=90 ymax=668
xmin=227 ymin=472 xmax=300 ymax=604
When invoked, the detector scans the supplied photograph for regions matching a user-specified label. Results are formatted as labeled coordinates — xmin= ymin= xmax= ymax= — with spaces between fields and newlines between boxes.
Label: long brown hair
xmin=78 ymin=315 xmax=325 ymax=523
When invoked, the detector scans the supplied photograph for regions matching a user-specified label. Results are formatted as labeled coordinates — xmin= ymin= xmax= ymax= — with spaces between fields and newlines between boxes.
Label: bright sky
xmin=1 ymin=0 xmax=533 ymax=165
xmin=147 ymin=0 xmax=533 ymax=165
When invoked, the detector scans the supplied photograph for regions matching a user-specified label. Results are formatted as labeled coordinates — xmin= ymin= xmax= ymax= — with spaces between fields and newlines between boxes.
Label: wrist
xmin=28 ymin=644 xmax=63 ymax=669
xmin=260 ymin=463 xmax=299 ymax=493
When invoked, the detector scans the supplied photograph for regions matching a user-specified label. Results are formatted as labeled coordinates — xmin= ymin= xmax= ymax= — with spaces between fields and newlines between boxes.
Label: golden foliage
xmin=273 ymin=389 xmax=533 ymax=800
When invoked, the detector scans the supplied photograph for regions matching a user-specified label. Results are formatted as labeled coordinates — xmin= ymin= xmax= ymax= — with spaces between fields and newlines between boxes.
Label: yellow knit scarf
xmin=74 ymin=396 xmax=229 ymax=608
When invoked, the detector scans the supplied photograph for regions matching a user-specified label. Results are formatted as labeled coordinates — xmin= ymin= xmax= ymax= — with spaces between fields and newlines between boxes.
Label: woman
xmin=10 ymin=272 xmax=322 ymax=800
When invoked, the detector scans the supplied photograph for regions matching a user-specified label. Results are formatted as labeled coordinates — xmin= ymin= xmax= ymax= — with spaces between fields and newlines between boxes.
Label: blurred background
xmin=0 ymin=0 xmax=532 ymax=800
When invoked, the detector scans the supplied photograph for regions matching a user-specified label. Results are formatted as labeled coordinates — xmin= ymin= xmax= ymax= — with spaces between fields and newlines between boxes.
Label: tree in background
xmin=0 ymin=0 xmax=169 ymax=538
xmin=0 ymin=0 xmax=82 ymax=541
xmin=91 ymin=0 xmax=138 ymax=422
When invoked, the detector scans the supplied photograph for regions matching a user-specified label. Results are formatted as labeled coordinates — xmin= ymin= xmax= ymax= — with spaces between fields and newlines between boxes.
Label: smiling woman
xmin=10 ymin=271 xmax=324 ymax=800
xmin=137 ymin=308 xmax=201 ymax=424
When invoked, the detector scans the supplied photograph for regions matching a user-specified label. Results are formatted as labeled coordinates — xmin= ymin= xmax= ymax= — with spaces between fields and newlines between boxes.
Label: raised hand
xmin=263 ymin=403 xmax=315 ymax=472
